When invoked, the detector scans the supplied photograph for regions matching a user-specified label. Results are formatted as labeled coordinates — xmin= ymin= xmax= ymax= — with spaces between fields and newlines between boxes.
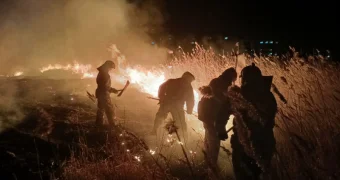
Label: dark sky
xmin=0 ymin=0 xmax=337 ymax=50
xmin=164 ymin=0 xmax=338 ymax=50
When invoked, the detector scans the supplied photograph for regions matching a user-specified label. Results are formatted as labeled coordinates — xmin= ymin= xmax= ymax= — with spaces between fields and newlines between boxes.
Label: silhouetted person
xmin=95 ymin=60 xmax=122 ymax=127
xmin=198 ymin=68 xmax=237 ymax=167
xmin=151 ymin=72 xmax=195 ymax=142
xmin=218 ymin=63 xmax=277 ymax=180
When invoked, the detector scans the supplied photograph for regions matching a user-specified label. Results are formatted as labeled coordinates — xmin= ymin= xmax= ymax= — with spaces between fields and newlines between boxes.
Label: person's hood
xmin=97 ymin=64 xmax=109 ymax=72
xmin=97 ymin=60 xmax=115 ymax=72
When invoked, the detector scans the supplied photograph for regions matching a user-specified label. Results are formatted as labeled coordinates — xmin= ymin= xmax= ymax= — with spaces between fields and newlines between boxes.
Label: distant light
xmin=265 ymin=41 xmax=268 ymax=44
xmin=224 ymin=37 xmax=228 ymax=40
xmin=270 ymin=49 xmax=272 ymax=51
xmin=191 ymin=41 xmax=195 ymax=44
xmin=260 ymin=41 xmax=264 ymax=44
xmin=151 ymin=42 xmax=155 ymax=45
xmin=275 ymin=41 xmax=278 ymax=44
xmin=270 ymin=41 xmax=273 ymax=44
xmin=269 ymin=52 xmax=272 ymax=55
xmin=327 ymin=55 xmax=330 ymax=58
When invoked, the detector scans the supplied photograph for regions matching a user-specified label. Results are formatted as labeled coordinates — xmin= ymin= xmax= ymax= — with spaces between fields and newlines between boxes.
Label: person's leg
xmin=231 ymin=135 xmax=254 ymax=180
xmin=96 ymin=97 xmax=105 ymax=126
xmin=203 ymin=124 xmax=220 ymax=167
xmin=105 ymin=98 xmax=116 ymax=126
xmin=170 ymin=107 xmax=187 ymax=143
xmin=151 ymin=104 xmax=168 ymax=135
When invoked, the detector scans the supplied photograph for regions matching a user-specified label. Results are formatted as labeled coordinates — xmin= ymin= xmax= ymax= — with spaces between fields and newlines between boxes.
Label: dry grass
xmin=62 ymin=132 xmax=165 ymax=180
xmin=158 ymin=44 xmax=340 ymax=179
xmin=59 ymin=115 xmax=172 ymax=180
xmin=61 ymin=43 xmax=340 ymax=179
xmin=3 ymin=43 xmax=339 ymax=180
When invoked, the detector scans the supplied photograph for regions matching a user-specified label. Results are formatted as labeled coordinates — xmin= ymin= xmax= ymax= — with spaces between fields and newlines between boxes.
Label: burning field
xmin=1 ymin=44 xmax=340 ymax=180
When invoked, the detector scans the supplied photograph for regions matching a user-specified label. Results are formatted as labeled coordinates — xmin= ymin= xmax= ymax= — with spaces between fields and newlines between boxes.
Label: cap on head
xmin=240 ymin=63 xmax=262 ymax=86
xmin=221 ymin=67 xmax=237 ymax=83
xmin=240 ymin=63 xmax=261 ymax=78
xmin=98 ymin=60 xmax=115 ymax=71
xmin=182 ymin=71 xmax=195 ymax=82
xmin=103 ymin=60 xmax=115 ymax=69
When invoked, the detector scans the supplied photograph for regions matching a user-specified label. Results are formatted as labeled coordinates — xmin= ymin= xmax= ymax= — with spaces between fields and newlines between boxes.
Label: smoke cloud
xmin=0 ymin=0 xmax=167 ymax=75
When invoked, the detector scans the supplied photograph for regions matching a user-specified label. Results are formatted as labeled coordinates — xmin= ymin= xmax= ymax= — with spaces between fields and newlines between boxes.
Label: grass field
xmin=1 ymin=44 xmax=339 ymax=179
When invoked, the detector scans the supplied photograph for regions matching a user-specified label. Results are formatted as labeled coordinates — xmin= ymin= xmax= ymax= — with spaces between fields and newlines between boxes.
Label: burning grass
xmin=162 ymin=44 xmax=340 ymax=179
xmin=1 ymin=43 xmax=340 ymax=179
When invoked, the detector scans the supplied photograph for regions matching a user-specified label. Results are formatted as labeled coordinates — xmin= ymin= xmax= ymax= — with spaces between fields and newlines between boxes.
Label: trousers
xmin=203 ymin=122 xmax=220 ymax=167
xmin=96 ymin=93 xmax=116 ymax=126
xmin=153 ymin=102 xmax=187 ymax=142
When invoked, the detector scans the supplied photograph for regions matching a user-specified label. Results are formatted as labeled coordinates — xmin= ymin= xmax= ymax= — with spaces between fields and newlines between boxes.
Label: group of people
xmin=94 ymin=60 xmax=277 ymax=180
xmin=198 ymin=64 xmax=277 ymax=180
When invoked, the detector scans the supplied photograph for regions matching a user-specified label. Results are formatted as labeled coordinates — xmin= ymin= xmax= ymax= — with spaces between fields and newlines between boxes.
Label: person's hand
xmin=110 ymin=88 xmax=120 ymax=94
xmin=217 ymin=131 xmax=228 ymax=141
xmin=158 ymin=99 xmax=163 ymax=105
xmin=186 ymin=109 xmax=193 ymax=115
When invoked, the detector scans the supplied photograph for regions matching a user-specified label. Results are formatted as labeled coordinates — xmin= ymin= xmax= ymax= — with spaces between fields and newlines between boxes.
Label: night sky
xmin=0 ymin=0 xmax=338 ymax=52
xmin=164 ymin=0 xmax=338 ymax=51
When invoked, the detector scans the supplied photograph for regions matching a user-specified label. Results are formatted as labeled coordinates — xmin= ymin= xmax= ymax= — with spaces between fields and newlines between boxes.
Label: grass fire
xmin=0 ymin=0 xmax=338 ymax=180
xmin=1 ymin=43 xmax=339 ymax=179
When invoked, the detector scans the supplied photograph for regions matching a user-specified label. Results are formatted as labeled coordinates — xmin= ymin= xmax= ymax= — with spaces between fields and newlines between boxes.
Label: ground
xmin=0 ymin=77 xmax=233 ymax=180
xmin=2 ymin=48 xmax=340 ymax=180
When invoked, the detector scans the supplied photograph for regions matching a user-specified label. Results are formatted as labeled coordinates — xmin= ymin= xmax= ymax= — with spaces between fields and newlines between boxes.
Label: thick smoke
xmin=0 ymin=0 xmax=167 ymax=75
xmin=0 ymin=80 xmax=23 ymax=132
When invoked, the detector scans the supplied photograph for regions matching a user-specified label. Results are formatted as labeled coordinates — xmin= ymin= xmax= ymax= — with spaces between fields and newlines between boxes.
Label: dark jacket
xmin=209 ymin=77 xmax=229 ymax=101
xmin=158 ymin=78 xmax=194 ymax=112
xmin=230 ymin=82 xmax=277 ymax=167
xmin=198 ymin=77 xmax=232 ymax=128
xmin=95 ymin=68 xmax=117 ymax=98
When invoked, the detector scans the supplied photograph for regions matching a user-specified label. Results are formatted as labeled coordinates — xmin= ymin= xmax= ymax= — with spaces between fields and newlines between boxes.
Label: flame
xmin=14 ymin=71 xmax=23 ymax=76
xmin=123 ymin=67 xmax=166 ymax=97
xmin=40 ymin=62 xmax=95 ymax=79
xmin=38 ymin=45 xmax=207 ymax=134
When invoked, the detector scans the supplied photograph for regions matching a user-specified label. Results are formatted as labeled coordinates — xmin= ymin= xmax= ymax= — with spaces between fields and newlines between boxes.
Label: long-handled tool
xmin=147 ymin=96 xmax=199 ymax=117
xmin=147 ymin=97 xmax=234 ymax=135
xmin=117 ymin=80 xmax=130 ymax=97
xmin=86 ymin=80 xmax=130 ymax=103
xmin=226 ymin=126 xmax=233 ymax=133
xmin=87 ymin=91 xmax=96 ymax=103
xmin=147 ymin=96 xmax=160 ymax=101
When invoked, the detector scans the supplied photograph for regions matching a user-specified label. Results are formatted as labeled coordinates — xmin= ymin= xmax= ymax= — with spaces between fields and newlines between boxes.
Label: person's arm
xmin=215 ymin=100 xmax=232 ymax=140
xmin=185 ymin=85 xmax=195 ymax=114
xmin=158 ymin=80 xmax=169 ymax=103
xmin=109 ymin=87 xmax=119 ymax=94
xmin=106 ymin=74 xmax=120 ymax=94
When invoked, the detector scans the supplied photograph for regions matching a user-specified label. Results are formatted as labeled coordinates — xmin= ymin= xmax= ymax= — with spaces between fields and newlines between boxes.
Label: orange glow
xmin=14 ymin=71 xmax=23 ymax=76
xmin=38 ymin=45 xmax=213 ymax=136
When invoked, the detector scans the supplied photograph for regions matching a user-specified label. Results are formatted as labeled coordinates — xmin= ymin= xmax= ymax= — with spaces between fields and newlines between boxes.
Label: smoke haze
xmin=0 ymin=0 xmax=167 ymax=74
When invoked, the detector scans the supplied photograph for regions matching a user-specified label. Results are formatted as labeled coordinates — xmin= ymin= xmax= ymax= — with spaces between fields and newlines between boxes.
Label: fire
xmin=40 ymin=62 xmax=95 ymax=79
xmin=124 ymin=67 xmax=165 ymax=97
xmin=38 ymin=58 xmax=202 ymax=115
xmin=14 ymin=71 xmax=23 ymax=76
xmin=37 ymin=57 xmax=235 ymax=138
